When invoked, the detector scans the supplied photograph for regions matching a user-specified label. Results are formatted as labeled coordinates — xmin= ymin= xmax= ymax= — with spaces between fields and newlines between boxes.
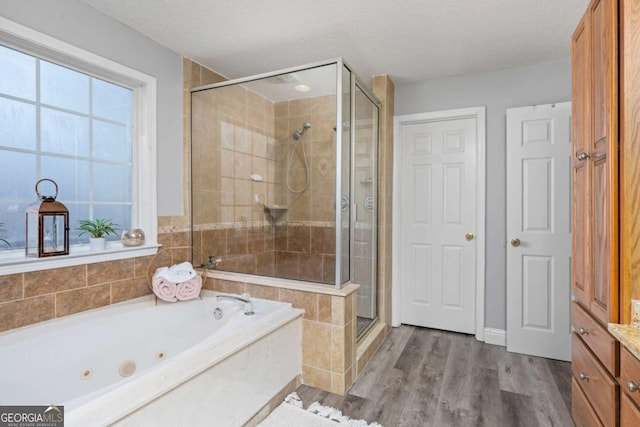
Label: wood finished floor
xmin=296 ymin=325 xmax=574 ymax=427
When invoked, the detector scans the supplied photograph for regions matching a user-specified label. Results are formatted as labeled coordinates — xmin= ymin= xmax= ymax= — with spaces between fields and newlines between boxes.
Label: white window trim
xmin=0 ymin=16 xmax=158 ymax=275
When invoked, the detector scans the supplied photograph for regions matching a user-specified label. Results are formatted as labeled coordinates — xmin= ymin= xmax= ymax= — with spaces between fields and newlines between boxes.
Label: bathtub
xmin=0 ymin=290 xmax=303 ymax=426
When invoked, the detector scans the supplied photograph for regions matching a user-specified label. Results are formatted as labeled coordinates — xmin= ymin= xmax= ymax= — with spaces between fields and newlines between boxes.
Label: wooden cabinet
xmin=621 ymin=394 xmax=640 ymax=427
xmin=573 ymin=377 xmax=605 ymax=427
xmin=572 ymin=334 xmax=619 ymax=426
xmin=571 ymin=0 xmax=632 ymax=425
xmin=619 ymin=347 xmax=640 ymax=426
xmin=620 ymin=0 xmax=640 ymax=320
xmin=571 ymin=0 xmax=619 ymax=327
xmin=620 ymin=347 xmax=640 ymax=407
xmin=572 ymin=0 xmax=640 ymax=423
xmin=572 ymin=302 xmax=619 ymax=373
xmin=571 ymin=9 xmax=590 ymax=310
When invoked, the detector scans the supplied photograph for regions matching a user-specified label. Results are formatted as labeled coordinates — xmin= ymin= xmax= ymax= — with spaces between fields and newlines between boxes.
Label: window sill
xmin=0 ymin=243 xmax=160 ymax=275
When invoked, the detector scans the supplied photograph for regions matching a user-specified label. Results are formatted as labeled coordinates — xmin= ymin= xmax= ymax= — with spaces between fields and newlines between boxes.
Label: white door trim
xmin=392 ymin=106 xmax=486 ymax=342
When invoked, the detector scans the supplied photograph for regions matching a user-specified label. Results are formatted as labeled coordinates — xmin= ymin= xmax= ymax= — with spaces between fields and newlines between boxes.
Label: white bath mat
xmin=258 ymin=393 xmax=384 ymax=427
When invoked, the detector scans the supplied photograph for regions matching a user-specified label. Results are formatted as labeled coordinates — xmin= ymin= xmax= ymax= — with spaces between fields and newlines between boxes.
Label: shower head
xmin=293 ymin=122 xmax=311 ymax=140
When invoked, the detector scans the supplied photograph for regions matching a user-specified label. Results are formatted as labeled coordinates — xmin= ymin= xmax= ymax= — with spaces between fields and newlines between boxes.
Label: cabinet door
xmin=621 ymin=394 xmax=640 ymax=427
xmin=588 ymin=0 xmax=619 ymax=325
xmin=572 ymin=12 xmax=591 ymax=308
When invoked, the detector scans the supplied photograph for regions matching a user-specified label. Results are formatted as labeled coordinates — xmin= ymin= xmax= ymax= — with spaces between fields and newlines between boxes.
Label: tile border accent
xmin=207 ymin=270 xmax=359 ymax=297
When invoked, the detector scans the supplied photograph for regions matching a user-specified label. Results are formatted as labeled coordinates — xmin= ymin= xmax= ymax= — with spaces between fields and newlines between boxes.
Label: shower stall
xmin=190 ymin=59 xmax=379 ymax=337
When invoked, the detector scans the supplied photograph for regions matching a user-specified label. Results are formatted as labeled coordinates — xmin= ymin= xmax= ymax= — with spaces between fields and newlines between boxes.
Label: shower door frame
xmin=190 ymin=58 xmax=380 ymax=291
xmin=351 ymin=79 xmax=381 ymax=337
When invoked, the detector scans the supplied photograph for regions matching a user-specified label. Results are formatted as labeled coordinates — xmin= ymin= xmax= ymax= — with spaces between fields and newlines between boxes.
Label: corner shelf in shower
xmin=264 ymin=204 xmax=288 ymax=220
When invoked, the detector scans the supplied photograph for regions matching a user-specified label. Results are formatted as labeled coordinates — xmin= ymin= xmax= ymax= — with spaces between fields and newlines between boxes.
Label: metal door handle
xmin=465 ymin=232 xmax=474 ymax=241
xmin=629 ymin=381 xmax=639 ymax=393
xmin=578 ymin=327 xmax=588 ymax=335
xmin=510 ymin=238 xmax=521 ymax=247
xmin=579 ymin=373 xmax=588 ymax=381
xmin=577 ymin=152 xmax=590 ymax=161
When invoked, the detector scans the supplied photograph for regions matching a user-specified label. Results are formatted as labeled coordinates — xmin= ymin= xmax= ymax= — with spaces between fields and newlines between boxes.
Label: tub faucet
xmin=216 ymin=293 xmax=254 ymax=316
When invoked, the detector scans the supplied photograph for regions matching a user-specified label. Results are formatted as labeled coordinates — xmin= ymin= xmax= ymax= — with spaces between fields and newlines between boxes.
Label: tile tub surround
xmin=204 ymin=272 xmax=358 ymax=395
xmin=0 ymin=231 xmax=187 ymax=333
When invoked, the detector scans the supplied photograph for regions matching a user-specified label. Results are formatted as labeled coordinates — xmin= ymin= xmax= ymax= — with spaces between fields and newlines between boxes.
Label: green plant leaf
xmin=77 ymin=218 xmax=120 ymax=238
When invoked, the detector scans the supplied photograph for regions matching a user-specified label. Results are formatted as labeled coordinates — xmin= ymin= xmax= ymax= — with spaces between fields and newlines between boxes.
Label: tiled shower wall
xmin=194 ymin=224 xmax=335 ymax=284
xmin=0 ymin=236 xmax=187 ymax=333
xmin=191 ymin=85 xmax=278 ymax=225
xmin=191 ymin=67 xmax=339 ymax=281
xmin=274 ymin=96 xmax=337 ymax=223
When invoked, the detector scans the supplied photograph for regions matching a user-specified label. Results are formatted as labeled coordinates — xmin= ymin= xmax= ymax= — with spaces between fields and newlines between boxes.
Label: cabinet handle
xmin=578 ymin=327 xmax=588 ymax=335
xmin=628 ymin=381 xmax=639 ymax=393
xmin=579 ymin=373 xmax=588 ymax=381
xmin=577 ymin=152 xmax=590 ymax=161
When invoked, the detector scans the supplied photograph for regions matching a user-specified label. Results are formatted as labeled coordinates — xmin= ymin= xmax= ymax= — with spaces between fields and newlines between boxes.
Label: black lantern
xmin=25 ymin=179 xmax=70 ymax=257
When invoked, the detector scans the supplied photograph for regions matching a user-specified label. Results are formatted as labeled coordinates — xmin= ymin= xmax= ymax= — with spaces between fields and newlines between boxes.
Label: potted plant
xmin=77 ymin=218 xmax=119 ymax=251
xmin=0 ymin=222 xmax=10 ymax=248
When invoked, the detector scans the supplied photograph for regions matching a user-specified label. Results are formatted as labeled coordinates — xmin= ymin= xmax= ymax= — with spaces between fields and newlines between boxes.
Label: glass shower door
xmin=353 ymin=85 xmax=379 ymax=337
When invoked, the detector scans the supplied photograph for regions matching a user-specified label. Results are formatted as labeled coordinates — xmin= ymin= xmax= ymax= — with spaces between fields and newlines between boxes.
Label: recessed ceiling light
xmin=294 ymin=84 xmax=311 ymax=92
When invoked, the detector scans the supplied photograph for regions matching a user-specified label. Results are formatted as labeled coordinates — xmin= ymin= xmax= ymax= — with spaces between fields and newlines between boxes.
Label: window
xmin=0 ymin=17 xmax=157 ymax=273
xmin=0 ymin=44 xmax=133 ymax=248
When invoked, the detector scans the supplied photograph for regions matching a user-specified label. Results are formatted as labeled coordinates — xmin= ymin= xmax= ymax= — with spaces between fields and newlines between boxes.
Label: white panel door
xmin=506 ymin=102 xmax=571 ymax=361
xmin=400 ymin=117 xmax=477 ymax=334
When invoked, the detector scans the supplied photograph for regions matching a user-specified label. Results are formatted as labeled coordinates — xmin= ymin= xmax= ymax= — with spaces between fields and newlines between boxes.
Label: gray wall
xmin=395 ymin=58 xmax=571 ymax=330
xmin=0 ymin=0 xmax=183 ymax=216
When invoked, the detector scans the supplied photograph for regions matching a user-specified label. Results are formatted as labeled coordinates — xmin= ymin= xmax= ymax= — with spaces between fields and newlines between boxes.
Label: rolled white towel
xmin=156 ymin=262 xmax=197 ymax=283
xmin=175 ymin=276 xmax=202 ymax=301
xmin=152 ymin=274 xmax=178 ymax=302
xmin=154 ymin=266 xmax=170 ymax=280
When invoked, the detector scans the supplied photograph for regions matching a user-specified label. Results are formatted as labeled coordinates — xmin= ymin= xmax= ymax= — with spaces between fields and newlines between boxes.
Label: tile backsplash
xmin=0 ymin=229 xmax=187 ymax=333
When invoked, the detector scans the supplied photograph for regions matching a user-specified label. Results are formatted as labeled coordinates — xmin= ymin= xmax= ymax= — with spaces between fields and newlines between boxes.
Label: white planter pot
xmin=89 ymin=237 xmax=106 ymax=252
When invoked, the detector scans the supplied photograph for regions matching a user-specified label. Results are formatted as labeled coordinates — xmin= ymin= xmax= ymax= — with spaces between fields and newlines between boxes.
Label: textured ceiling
xmin=79 ymin=0 xmax=588 ymax=85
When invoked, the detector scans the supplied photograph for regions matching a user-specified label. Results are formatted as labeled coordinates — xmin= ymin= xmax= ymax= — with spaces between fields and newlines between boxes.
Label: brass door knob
xmin=510 ymin=238 xmax=521 ymax=247
xmin=465 ymin=232 xmax=474 ymax=241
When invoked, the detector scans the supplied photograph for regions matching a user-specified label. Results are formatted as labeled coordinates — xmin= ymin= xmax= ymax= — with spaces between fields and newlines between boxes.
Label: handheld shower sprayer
xmin=292 ymin=122 xmax=311 ymax=140
xmin=287 ymin=122 xmax=312 ymax=193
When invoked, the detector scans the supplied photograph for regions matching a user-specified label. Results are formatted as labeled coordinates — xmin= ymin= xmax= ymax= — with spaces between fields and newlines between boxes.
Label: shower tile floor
xmin=296 ymin=325 xmax=573 ymax=427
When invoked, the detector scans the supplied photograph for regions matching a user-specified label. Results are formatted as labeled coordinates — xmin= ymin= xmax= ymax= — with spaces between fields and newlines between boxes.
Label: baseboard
xmin=483 ymin=328 xmax=506 ymax=347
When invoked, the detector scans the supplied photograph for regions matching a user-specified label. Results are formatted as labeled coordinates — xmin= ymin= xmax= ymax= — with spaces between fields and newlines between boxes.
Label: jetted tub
xmin=0 ymin=290 xmax=303 ymax=426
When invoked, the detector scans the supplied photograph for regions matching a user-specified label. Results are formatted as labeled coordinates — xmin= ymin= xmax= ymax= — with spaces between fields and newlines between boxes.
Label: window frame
xmin=0 ymin=16 xmax=158 ymax=274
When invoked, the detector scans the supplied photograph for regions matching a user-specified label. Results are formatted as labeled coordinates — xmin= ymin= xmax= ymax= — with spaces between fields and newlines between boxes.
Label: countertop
xmin=608 ymin=323 xmax=640 ymax=360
